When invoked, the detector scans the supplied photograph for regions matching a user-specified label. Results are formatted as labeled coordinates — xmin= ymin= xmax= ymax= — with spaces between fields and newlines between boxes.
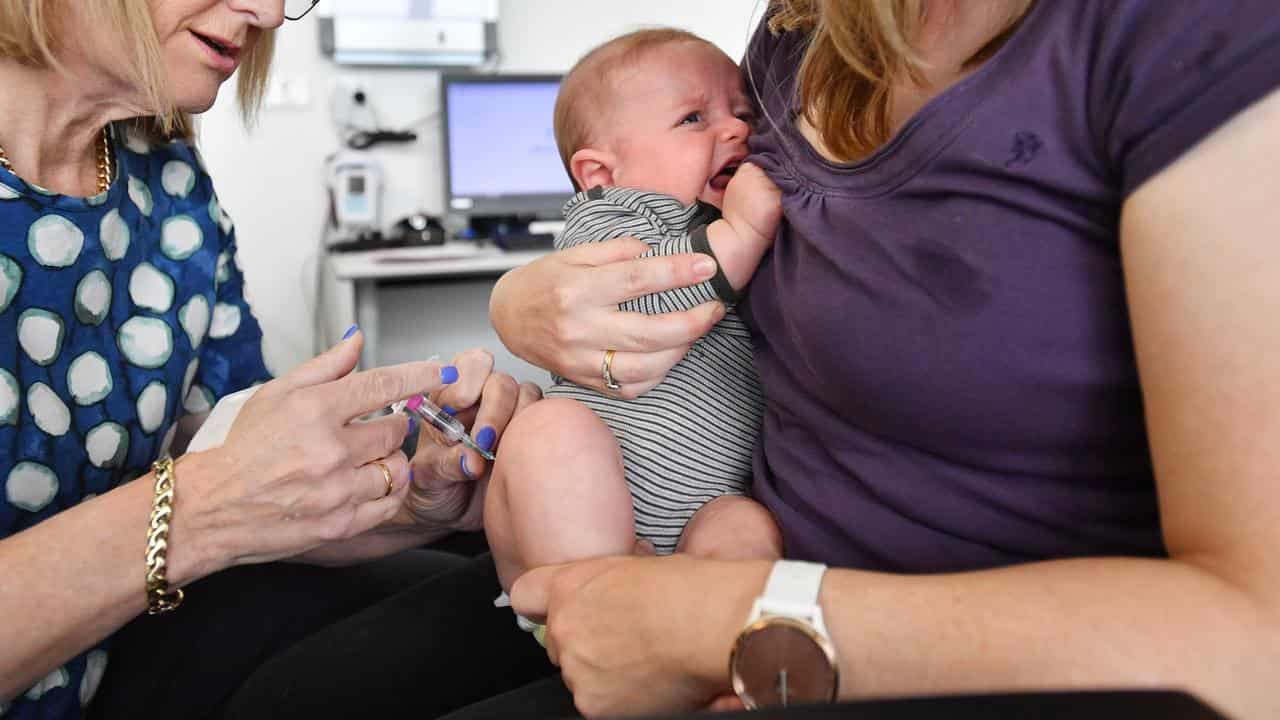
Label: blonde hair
xmin=553 ymin=27 xmax=720 ymax=190
xmin=0 ymin=0 xmax=275 ymax=141
xmin=767 ymin=0 xmax=1023 ymax=161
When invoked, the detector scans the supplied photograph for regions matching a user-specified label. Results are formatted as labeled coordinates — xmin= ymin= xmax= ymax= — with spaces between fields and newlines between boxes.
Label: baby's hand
xmin=723 ymin=162 xmax=782 ymax=247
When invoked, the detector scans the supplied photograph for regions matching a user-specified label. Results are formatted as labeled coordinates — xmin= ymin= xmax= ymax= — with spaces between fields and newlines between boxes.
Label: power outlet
xmin=264 ymin=75 xmax=312 ymax=109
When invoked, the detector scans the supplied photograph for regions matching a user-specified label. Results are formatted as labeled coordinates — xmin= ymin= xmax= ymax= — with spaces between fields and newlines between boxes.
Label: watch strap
xmin=755 ymin=560 xmax=830 ymax=636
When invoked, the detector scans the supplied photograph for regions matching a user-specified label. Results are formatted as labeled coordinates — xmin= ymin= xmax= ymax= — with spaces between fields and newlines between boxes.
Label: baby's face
xmin=601 ymin=42 xmax=753 ymax=207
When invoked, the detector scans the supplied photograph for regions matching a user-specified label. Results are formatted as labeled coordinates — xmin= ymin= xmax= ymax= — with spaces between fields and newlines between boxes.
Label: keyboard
xmin=492 ymin=233 xmax=556 ymax=251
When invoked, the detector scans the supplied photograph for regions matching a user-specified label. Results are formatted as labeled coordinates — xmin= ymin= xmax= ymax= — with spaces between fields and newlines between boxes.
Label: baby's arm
xmin=703 ymin=162 xmax=782 ymax=292
xmin=559 ymin=188 xmax=741 ymax=316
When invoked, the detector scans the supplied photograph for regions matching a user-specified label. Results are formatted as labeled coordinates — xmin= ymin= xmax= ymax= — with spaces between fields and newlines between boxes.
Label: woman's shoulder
xmin=1069 ymin=0 xmax=1280 ymax=195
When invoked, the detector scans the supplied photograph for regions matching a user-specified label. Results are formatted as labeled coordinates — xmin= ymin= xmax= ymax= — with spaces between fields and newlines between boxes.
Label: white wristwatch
xmin=728 ymin=560 xmax=839 ymax=708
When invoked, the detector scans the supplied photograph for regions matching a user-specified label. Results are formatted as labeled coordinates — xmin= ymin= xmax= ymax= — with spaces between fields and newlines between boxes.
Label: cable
xmin=346 ymin=129 xmax=417 ymax=150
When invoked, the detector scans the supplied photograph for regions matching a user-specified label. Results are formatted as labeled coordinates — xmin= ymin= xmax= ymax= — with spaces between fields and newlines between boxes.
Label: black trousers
xmin=89 ymin=537 xmax=559 ymax=719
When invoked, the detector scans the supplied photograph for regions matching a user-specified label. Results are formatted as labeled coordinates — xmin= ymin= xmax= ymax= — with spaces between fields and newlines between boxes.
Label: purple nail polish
xmin=459 ymin=454 xmax=473 ymax=479
xmin=442 ymin=405 xmax=457 ymax=416
xmin=441 ymin=365 xmax=459 ymax=384
xmin=342 ymin=324 xmax=358 ymax=340
xmin=410 ymin=469 xmax=415 ymax=486
xmin=406 ymin=414 xmax=418 ymax=438
xmin=475 ymin=426 xmax=497 ymax=451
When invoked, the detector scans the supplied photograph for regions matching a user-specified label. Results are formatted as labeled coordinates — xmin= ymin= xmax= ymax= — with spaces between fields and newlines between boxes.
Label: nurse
xmin=0 ymin=2 xmax=538 ymax=717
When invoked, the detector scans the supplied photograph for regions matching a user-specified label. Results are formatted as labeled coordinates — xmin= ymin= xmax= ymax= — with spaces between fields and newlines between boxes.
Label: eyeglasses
xmin=284 ymin=0 xmax=320 ymax=21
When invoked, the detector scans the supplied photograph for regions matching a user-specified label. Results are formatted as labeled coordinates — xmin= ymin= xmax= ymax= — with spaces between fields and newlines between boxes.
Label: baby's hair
xmin=554 ymin=27 xmax=720 ymax=191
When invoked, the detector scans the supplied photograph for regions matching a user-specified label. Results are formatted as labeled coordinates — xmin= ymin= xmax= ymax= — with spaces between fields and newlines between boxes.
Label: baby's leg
xmin=676 ymin=495 xmax=783 ymax=561
xmin=485 ymin=397 xmax=636 ymax=592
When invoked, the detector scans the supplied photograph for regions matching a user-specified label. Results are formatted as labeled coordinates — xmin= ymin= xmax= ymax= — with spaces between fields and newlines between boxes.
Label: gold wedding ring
xmin=372 ymin=460 xmax=394 ymax=499
xmin=601 ymin=349 xmax=621 ymax=391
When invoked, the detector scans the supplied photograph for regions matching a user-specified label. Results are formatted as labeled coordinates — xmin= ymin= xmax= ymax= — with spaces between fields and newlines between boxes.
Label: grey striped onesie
xmin=545 ymin=186 xmax=764 ymax=554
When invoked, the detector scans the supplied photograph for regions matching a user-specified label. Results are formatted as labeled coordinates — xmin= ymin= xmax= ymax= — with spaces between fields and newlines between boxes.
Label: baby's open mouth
xmin=708 ymin=162 xmax=740 ymax=191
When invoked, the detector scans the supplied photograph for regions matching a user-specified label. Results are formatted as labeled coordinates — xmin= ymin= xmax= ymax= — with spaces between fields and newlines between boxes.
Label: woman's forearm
xmin=0 ymin=454 xmax=227 ymax=699
xmin=805 ymin=557 xmax=1277 ymax=718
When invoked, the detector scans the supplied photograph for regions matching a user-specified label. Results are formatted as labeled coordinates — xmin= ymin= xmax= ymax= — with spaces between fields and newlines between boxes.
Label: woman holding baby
xmin=476 ymin=0 xmax=1280 ymax=718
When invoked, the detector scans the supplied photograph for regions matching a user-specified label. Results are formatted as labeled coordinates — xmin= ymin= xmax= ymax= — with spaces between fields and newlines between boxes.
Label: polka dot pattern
xmin=99 ymin=208 xmax=131 ymax=261
xmin=6 ymin=461 xmax=59 ymax=512
xmin=80 ymin=649 xmax=109 ymax=707
xmin=27 ymin=382 xmax=70 ymax=437
xmin=0 ymin=369 xmax=17 ymax=426
xmin=129 ymin=262 xmax=175 ymax=313
xmin=17 ymin=309 xmax=64 ymax=366
xmin=209 ymin=302 xmax=242 ymax=339
xmin=1 ymin=127 xmax=272 ymax=714
xmin=162 ymin=160 xmax=196 ymax=198
xmin=179 ymin=295 xmax=211 ymax=350
xmin=119 ymin=316 xmax=174 ymax=369
xmin=74 ymin=269 xmax=112 ymax=326
xmin=27 ymin=215 xmax=84 ymax=268
xmin=0 ymin=253 xmax=21 ymax=313
xmin=85 ymin=422 xmax=129 ymax=468
xmin=67 ymin=352 xmax=113 ymax=406
xmin=161 ymin=215 xmax=203 ymax=260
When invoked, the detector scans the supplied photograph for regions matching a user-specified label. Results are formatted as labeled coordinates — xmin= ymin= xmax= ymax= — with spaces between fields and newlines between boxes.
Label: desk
xmin=325 ymin=243 xmax=551 ymax=371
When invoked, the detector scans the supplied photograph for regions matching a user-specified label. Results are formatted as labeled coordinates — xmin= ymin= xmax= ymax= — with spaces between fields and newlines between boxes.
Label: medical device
xmin=319 ymin=0 xmax=498 ymax=68
xmin=326 ymin=151 xmax=383 ymax=237
xmin=395 ymin=393 xmax=495 ymax=461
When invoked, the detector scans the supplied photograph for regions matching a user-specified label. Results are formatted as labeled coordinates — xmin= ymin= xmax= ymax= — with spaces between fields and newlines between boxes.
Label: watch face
xmin=730 ymin=617 xmax=839 ymax=708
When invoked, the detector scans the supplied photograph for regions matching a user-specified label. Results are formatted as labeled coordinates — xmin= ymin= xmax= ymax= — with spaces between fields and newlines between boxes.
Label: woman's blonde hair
xmin=0 ymin=0 xmax=274 ymax=141
xmin=767 ymin=0 xmax=1020 ymax=161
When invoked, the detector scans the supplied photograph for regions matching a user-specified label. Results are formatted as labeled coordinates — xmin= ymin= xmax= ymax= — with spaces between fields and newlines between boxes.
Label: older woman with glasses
xmin=0 ymin=2 xmax=543 ymax=718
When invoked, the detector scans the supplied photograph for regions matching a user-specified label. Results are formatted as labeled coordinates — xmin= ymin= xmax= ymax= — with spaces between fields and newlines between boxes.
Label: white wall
xmin=199 ymin=0 xmax=765 ymax=376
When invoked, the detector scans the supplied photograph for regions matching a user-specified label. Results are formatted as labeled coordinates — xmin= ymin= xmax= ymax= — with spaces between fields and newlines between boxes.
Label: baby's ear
xmin=570 ymin=148 xmax=615 ymax=191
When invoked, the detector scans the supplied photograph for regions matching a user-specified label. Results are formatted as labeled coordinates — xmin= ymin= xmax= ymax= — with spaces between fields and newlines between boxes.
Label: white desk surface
xmin=328 ymin=243 xmax=551 ymax=281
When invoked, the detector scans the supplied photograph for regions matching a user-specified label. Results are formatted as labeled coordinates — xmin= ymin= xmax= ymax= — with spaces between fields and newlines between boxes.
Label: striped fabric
xmin=545 ymin=187 xmax=763 ymax=553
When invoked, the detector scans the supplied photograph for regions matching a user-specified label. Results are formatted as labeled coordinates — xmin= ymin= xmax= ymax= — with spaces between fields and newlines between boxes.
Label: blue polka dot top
xmin=0 ymin=125 xmax=272 ymax=718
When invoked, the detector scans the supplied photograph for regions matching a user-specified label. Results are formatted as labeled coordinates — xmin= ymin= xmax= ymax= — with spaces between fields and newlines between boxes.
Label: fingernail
xmin=441 ymin=365 xmax=459 ymax=384
xmin=693 ymin=256 xmax=717 ymax=278
xmin=406 ymin=414 xmax=418 ymax=438
xmin=460 ymin=454 xmax=474 ymax=479
xmin=442 ymin=405 xmax=457 ymax=416
xmin=342 ymin=324 xmax=359 ymax=340
xmin=475 ymin=426 xmax=497 ymax=451
xmin=409 ymin=469 xmax=415 ymax=486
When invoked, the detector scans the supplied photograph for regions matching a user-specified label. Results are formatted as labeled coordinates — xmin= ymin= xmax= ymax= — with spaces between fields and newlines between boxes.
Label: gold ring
xmin=372 ymin=460 xmax=393 ymax=499
xmin=601 ymin=349 xmax=621 ymax=391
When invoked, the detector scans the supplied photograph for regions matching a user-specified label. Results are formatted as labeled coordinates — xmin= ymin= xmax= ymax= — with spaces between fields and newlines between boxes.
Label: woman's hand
xmin=175 ymin=330 xmax=454 ymax=575
xmin=510 ymin=554 xmax=772 ymax=717
xmin=489 ymin=237 xmax=725 ymax=398
xmin=402 ymin=347 xmax=543 ymax=534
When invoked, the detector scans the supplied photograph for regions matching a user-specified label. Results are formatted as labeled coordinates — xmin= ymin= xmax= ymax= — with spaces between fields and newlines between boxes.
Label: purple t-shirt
xmin=742 ymin=0 xmax=1280 ymax=572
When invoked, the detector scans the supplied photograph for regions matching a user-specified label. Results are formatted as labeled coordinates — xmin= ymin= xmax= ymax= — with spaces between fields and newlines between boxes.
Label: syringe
xmin=396 ymin=393 xmax=495 ymax=461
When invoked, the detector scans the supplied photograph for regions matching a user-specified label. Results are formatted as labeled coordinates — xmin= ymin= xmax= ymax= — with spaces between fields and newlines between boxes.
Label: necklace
xmin=0 ymin=125 xmax=114 ymax=195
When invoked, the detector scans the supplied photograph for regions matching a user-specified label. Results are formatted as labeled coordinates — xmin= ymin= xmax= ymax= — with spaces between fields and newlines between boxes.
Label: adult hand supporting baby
xmin=510 ymin=554 xmax=771 ymax=717
xmin=489 ymin=237 xmax=726 ymax=398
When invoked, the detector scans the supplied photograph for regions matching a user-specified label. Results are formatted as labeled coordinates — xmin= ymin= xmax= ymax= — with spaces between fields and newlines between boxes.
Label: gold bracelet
xmin=144 ymin=456 xmax=184 ymax=614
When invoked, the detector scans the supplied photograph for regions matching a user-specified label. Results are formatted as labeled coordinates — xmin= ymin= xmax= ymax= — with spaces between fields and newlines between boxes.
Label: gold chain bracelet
xmin=145 ymin=456 xmax=185 ymax=614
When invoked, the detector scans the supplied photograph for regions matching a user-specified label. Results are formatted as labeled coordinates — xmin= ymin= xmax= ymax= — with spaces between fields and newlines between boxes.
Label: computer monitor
xmin=440 ymin=74 xmax=574 ymax=221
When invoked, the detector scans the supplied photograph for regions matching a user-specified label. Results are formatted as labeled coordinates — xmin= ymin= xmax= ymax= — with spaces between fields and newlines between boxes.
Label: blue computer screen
xmin=445 ymin=81 xmax=573 ymax=198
